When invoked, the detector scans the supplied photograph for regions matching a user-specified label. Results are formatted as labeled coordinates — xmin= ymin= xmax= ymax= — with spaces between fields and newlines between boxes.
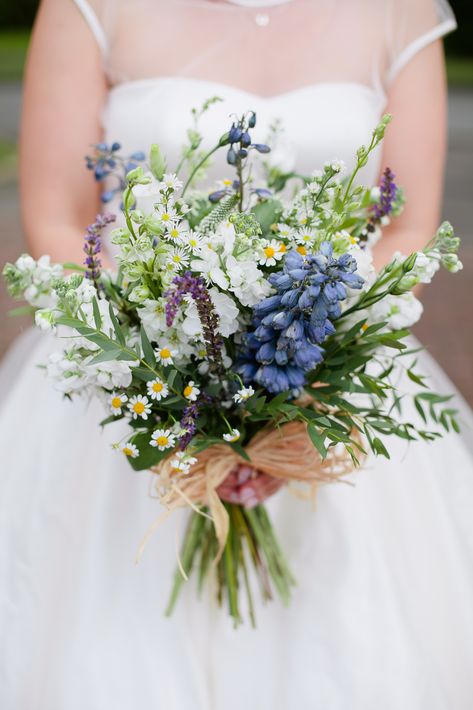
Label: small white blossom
xmin=154 ymin=343 xmax=177 ymax=366
xmin=146 ymin=378 xmax=169 ymax=401
xmin=121 ymin=442 xmax=139 ymax=459
xmin=110 ymin=392 xmax=128 ymax=415
xmin=155 ymin=203 xmax=178 ymax=225
xmin=259 ymin=239 xmax=285 ymax=267
xmin=161 ymin=173 xmax=183 ymax=192
xmin=233 ymin=386 xmax=255 ymax=404
xmin=150 ymin=428 xmax=176 ymax=451
xmin=223 ymin=428 xmax=240 ymax=443
xmin=166 ymin=247 xmax=189 ymax=272
xmin=166 ymin=224 xmax=187 ymax=241
xmin=170 ymin=451 xmax=198 ymax=474
xmin=183 ymin=381 xmax=200 ymax=401
xmin=128 ymin=394 xmax=152 ymax=420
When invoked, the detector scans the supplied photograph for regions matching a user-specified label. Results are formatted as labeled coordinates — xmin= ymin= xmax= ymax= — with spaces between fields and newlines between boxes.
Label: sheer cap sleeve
xmin=71 ymin=0 xmax=109 ymax=58
xmin=386 ymin=0 xmax=456 ymax=84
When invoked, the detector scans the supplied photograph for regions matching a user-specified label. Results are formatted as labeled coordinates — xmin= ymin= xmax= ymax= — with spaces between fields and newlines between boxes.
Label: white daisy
xmin=233 ymin=386 xmax=255 ymax=404
xmin=161 ymin=173 xmax=183 ymax=192
xmin=154 ymin=343 xmax=177 ymax=366
xmin=166 ymin=247 xmax=189 ymax=272
xmin=147 ymin=377 xmax=169 ymax=401
xmin=150 ymin=428 xmax=176 ymax=451
xmin=183 ymin=381 xmax=200 ymax=401
xmin=259 ymin=240 xmax=285 ymax=267
xmin=110 ymin=392 xmax=128 ymax=415
xmin=128 ymin=394 xmax=152 ymax=420
xmin=121 ymin=442 xmax=139 ymax=458
xmin=184 ymin=230 xmax=204 ymax=254
xmin=277 ymin=223 xmax=293 ymax=239
xmin=295 ymin=228 xmax=317 ymax=245
xmin=155 ymin=203 xmax=178 ymax=225
xmin=166 ymin=224 xmax=187 ymax=241
xmin=223 ymin=428 xmax=240 ymax=443
xmin=170 ymin=451 xmax=198 ymax=474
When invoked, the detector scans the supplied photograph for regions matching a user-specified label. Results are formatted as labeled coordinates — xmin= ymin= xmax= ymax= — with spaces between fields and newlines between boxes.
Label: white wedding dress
xmin=2 ymin=1 xmax=473 ymax=708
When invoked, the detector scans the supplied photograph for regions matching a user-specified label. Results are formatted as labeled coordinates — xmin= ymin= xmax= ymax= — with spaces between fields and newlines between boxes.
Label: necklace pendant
xmin=255 ymin=12 xmax=270 ymax=26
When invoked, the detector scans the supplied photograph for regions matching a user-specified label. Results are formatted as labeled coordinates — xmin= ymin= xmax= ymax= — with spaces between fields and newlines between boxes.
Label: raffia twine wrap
xmin=140 ymin=421 xmax=363 ymax=564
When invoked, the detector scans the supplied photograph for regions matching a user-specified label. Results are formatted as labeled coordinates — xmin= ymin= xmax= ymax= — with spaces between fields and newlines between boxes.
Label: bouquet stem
xmin=165 ymin=503 xmax=296 ymax=627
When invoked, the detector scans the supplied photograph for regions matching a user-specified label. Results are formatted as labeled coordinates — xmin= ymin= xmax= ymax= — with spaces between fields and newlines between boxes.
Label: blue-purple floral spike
xmin=83 ymin=213 xmax=116 ymax=288
xmin=373 ymin=167 xmax=397 ymax=220
xmin=165 ymin=271 xmax=224 ymax=375
xmin=236 ymin=243 xmax=364 ymax=394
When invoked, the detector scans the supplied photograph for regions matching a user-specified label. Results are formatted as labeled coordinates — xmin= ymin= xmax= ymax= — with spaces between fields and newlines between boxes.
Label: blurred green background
xmin=0 ymin=0 xmax=472 ymax=404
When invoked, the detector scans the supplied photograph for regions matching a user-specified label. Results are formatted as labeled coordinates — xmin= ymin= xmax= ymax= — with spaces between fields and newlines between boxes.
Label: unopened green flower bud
xmin=110 ymin=228 xmax=131 ymax=245
xmin=441 ymin=254 xmax=463 ymax=273
xmin=393 ymin=274 xmax=420 ymax=293
xmin=128 ymin=285 xmax=151 ymax=303
xmin=402 ymin=253 xmax=418 ymax=273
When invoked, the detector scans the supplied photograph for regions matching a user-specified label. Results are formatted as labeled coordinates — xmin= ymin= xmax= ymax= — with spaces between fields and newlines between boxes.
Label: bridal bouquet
xmin=4 ymin=105 xmax=462 ymax=626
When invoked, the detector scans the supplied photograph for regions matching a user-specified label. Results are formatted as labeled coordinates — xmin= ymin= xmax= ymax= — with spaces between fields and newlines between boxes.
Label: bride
xmin=2 ymin=0 xmax=473 ymax=708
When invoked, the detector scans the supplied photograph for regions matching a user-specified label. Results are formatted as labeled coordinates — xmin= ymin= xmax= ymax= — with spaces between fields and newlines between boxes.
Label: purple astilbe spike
xmin=83 ymin=212 xmax=116 ymax=288
xmin=373 ymin=167 xmax=397 ymax=220
xmin=165 ymin=271 xmax=224 ymax=375
xmin=178 ymin=402 xmax=199 ymax=450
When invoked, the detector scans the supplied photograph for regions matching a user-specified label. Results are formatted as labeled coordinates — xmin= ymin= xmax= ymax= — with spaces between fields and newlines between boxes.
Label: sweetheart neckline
xmin=107 ymin=75 xmax=387 ymax=106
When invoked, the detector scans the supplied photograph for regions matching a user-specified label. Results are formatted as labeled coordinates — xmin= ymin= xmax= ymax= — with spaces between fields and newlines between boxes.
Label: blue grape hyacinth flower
xmin=236 ymin=243 xmax=364 ymax=394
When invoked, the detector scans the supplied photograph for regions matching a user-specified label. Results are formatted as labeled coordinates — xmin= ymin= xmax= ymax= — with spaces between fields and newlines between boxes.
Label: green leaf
xmin=89 ymin=348 xmax=124 ymax=365
xmin=92 ymin=297 xmax=103 ymax=330
xmin=372 ymin=437 xmax=390 ymax=458
xmin=140 ymin=326 xmax=156 ymax=366
xmin=307 ymin=423 xmax=327 ymax=458
xmin=109 ymin=303 xmax=126 ymax=346
xmin=227 ymin=441 xmax=251 ymax=462
xmin=127 ymin=431 xmax=169 ymax=471
xmin=251 ymin=198 xmax=283 ymax=232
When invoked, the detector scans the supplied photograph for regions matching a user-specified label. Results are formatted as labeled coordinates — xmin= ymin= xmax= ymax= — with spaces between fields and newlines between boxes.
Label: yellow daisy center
xmin=350 ymin=236 xmax=358 ymax=244
xmin=278 ymin=243 xmax=287 ymax=253
xmin=223 ymin=178 xmax=233 ymax=186
xmin=160 ymin=347 xmax=171 ymax=359
xmin=123 ymin=447 xmax=133 ymax=456
xmin=111 ymin=396 xmax=122 ymax=409
xmin=170 ymin=228 xmax=179 ymax=238
xmin=361 ymin=323 xmax=368 ymax=332
xmin=152 ymin=382 xmax=164 ymax=393
xmin=156 ymin=436 xmax=169 ymax=447
xmin=297 ymin=245 xmax=307 ymax=255
xmin=172 ymin=254 xmax=181 ymax=263
xmin=133 ymin=402 xmax=145 ymax=414
xmin=183 ymin=385 xmax=193 ymax=397
xmin=264 ymin=246 xmax=275 ymax=258
xmin=162 ymin=213 xmax=171 ymax=221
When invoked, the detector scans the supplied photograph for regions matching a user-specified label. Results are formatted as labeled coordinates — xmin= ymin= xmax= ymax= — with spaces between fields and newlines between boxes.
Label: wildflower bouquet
xmin=4 ymin=107 xmax=462 ymax=627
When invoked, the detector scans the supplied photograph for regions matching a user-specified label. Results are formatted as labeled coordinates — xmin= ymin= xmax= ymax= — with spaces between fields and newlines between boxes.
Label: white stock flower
xmin=191 ymin=248 xmax=229 ymax=290
xmin=131 ymin=172 xmax=161 ymax=212
xmin=138 ymin=299 xmax=168 ymax=341
xmin=369 ymin=292 xmax=423 ymax=330
xmin=393 ymin=250 xmax=440 ymax=285
xmin=182 ymin=288 xmax=239 ymax=339
xmin=225 ymin=256 xmax=272 ymax=307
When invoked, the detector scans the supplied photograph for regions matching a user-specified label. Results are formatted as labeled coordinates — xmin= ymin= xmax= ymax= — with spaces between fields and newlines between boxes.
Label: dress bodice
xmin=102 ymin=77 xmax=387 ymax=186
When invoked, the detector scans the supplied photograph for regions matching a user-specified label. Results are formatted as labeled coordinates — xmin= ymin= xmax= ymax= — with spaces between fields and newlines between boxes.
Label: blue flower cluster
xmin=236 ymin=243 xmax=364 ymax=393
xmin=85 ymin=142 xmax=146 ymax=203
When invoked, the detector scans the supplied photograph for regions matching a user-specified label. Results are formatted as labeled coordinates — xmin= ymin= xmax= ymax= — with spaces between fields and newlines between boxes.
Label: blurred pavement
xmin=0 ymin=83 xmax=472 ymax=403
